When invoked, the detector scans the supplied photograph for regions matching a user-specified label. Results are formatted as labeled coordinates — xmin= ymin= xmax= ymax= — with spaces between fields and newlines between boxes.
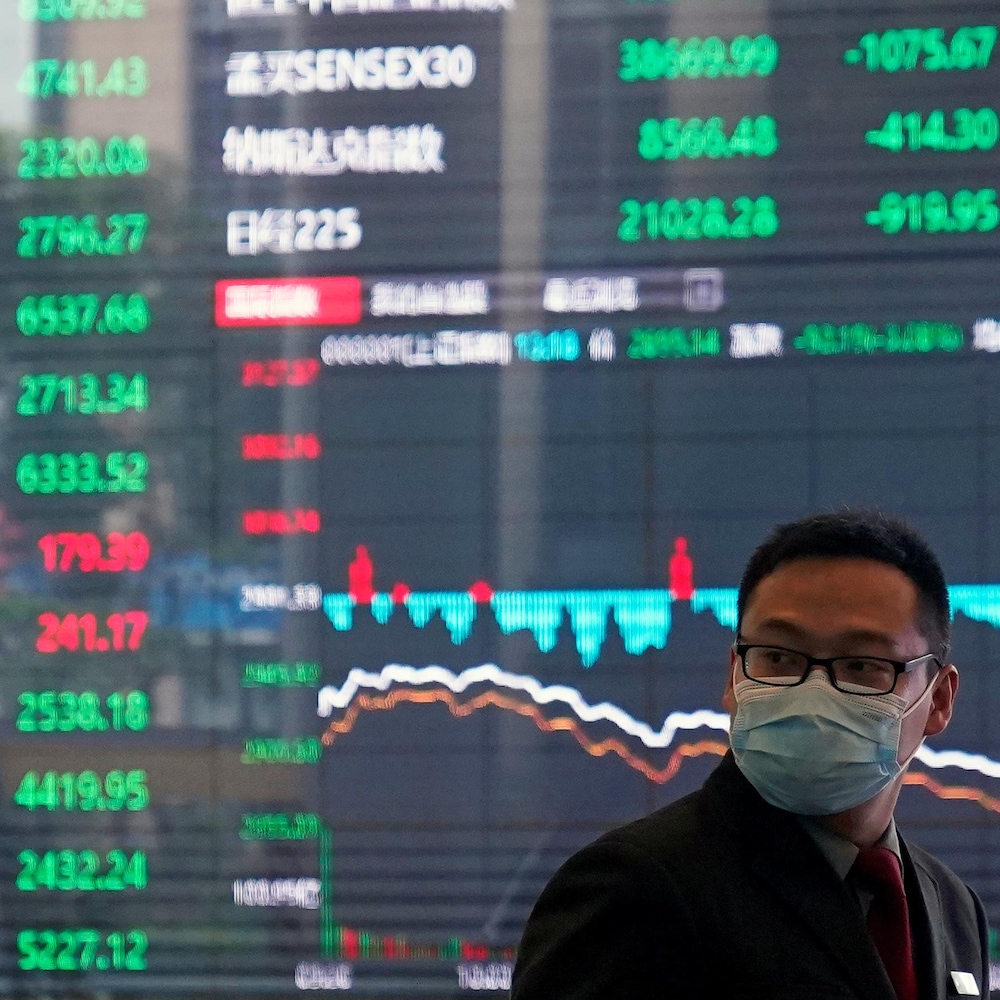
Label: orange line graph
xmin=320 ymin=685 xmax=1000 ymax=814
xmin=321 ymin=686 xmax=727 ymax=782
xmin=902 ymin=769 xmax=1000 ymax=815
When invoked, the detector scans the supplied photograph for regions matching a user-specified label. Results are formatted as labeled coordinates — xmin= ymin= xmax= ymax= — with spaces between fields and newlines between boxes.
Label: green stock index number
xmin=865 ymin=109 xmax=999 ymax=152
xmin=865 ymin=188 xmax=1000 ymax=234
xmin=17 ymin=373 xmax=149 ymax=417
xmin=639 ymin=115 xmax=778 ymax=160
xmin=16 ymin=451 xmax=148 ymax=495
xmin=19 ymin=0 xmax=146 ymax=21
xmin=17 ymin=929 xmax=147 ymax=971
xmin=618 ymin=195 xmax=779 ymax=241
xmin=14 ymin=770 xmax=149 ymax=812
xmin=17 ymin=849 xmax=147 ymax=891
xmin=19 ymin=135 xmax=149 ymax=181
xmin=17 ymin=690 xmax=150 ymax=733
xmin=620 ymin=34 xmax=778 ymax=81
xmin=794 ymin=322 xmax=963 ymax=356
xmin=627 ymin=327 xmax=722 ymax=360
xmin=17 ymin=214 xmax=148 ymax=258
xmin=16 ymin=293 xmax=150 ymax=336
xmin=18 ymin=57 xmax=147 ymax=99
xmin=844 ymin=27 xmax=997 ymax=72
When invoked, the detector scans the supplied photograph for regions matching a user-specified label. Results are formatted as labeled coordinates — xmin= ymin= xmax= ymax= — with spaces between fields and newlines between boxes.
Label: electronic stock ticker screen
xmin=3 ymin=0 xmax=1000 ymax=996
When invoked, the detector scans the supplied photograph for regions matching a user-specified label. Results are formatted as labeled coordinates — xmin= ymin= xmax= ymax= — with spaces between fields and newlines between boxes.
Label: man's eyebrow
xmin=746 ymin=618 xmax=813 ymax=640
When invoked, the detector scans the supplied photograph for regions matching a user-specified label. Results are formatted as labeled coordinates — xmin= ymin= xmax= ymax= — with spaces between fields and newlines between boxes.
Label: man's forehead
xmin=748 ymin=555 xmax=918 ymax=596
xmin=744 ymin=556 xmax=920 ymax=629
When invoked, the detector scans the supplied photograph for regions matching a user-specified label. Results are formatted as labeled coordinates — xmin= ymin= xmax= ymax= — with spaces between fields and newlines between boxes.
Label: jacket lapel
xmin=902 ymin=839 xmax=946 ymax=1000
xmin=707 ymin=756 xmax=898 ymax=1000
xmin=748 ymin=822 xmax=898 ymax=1000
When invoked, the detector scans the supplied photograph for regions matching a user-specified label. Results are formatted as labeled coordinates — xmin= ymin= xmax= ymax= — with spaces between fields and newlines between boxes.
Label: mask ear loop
xmin=897 ymin=668 xmax=943 ymax=768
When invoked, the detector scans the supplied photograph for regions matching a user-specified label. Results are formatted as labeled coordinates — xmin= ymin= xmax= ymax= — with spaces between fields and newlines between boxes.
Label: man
xmin=511 ymin=510 xmax=990 ymax=1000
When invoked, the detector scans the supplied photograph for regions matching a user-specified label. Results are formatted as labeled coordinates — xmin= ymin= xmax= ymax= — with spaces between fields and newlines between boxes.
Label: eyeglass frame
xmin=732 ymin=639 xmax=942 ymax=696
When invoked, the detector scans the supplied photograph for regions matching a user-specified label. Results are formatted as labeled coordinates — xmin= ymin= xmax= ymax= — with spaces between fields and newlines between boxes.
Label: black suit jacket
xmin=511 ymin=754 xmax=990 ymax=1000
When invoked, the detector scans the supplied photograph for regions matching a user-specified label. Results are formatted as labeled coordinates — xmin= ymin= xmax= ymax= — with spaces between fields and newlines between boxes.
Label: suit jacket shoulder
xmin=511 ymin=754 xmax=991 ymax=1000
xmin=509 ymin=782 xmax=714 ymax=1000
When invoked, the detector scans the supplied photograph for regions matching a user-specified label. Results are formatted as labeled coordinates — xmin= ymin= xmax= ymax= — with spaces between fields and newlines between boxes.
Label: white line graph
xmin=316 ymin=662 xmax=1000 ymax=780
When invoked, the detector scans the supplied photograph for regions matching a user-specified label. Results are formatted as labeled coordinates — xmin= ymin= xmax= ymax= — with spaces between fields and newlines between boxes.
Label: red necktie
xmin=852 ymin=846 xmax=919 ymax=1000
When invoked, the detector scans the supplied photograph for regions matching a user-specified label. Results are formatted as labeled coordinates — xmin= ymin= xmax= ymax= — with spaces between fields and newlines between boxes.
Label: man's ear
xmin=923 ymin=663 xmax=958 ymax=738
xmin=722 ymin=647 xmax=738 ymax=715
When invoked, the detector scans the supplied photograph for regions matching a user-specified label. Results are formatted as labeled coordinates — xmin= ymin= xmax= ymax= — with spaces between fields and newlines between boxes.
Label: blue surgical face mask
xmin=729 ymin=669 xmax=936 ymax=815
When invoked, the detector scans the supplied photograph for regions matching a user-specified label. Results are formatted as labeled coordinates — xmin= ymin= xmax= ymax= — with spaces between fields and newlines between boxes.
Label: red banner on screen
xmin=215 ymin=277 xmax=362 ymax=327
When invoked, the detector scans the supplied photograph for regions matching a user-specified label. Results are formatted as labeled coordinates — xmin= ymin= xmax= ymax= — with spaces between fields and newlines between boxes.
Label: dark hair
xmin=737 ymin=510 xmax=951 ymax=656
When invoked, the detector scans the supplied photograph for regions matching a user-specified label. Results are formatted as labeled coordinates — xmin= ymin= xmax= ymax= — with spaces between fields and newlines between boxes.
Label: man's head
xmin=737 ymin=510 xmax=951 ymax=658
xmin=725 ymin=510 xmax=959 ymax=839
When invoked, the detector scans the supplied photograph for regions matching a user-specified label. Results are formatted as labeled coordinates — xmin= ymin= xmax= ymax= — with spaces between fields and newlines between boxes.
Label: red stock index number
xmin=242 ymin=358 xmax=320 ymax=387
xmin=37 ymin=611 xmax=148 ymax=653
xmin=39 ymin=531 xmax=150 ymax=573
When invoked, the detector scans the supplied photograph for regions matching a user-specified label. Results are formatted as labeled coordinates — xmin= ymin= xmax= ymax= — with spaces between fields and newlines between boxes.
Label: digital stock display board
xmin=3 ymin=0 xmax=1000 ymax=996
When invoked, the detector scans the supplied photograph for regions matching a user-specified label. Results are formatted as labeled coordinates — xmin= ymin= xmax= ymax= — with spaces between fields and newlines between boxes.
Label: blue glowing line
xmin=321 ymin=585 xmax=1000 ymax=667
xmin=949 ymin=585 xmax=1000 ymax=629
xmin=690 ymin=588 xmax=738 ymax=629
xmin=408 ymin=592 xmax=477 ymax=644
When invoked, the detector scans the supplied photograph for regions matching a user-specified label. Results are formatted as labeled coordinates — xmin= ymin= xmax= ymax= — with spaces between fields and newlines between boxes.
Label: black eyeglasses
xmin=734 ymin=641 xmax=941 ymax=696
